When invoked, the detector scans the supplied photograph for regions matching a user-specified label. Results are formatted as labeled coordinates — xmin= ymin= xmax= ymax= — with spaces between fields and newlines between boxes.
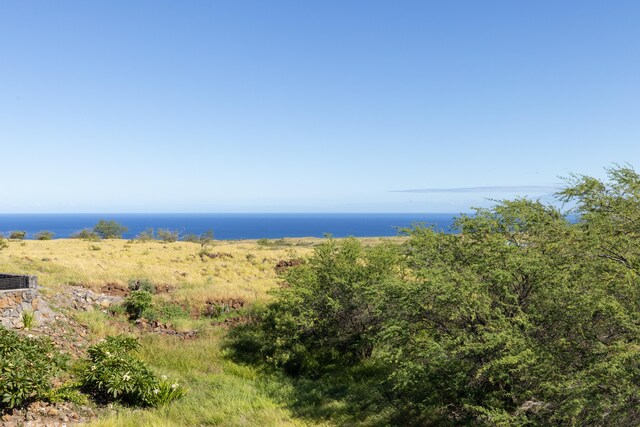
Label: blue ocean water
xmin=0 ymin=213 xmax=459 ymax=240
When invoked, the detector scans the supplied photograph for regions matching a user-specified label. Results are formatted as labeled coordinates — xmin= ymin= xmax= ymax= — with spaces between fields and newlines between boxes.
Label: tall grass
xmin=87 ymin=331 xmax=319 ymax=427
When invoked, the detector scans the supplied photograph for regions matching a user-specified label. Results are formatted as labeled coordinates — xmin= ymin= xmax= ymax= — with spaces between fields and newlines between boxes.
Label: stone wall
xmin=0 ymin=274 xmax=50 ymax=329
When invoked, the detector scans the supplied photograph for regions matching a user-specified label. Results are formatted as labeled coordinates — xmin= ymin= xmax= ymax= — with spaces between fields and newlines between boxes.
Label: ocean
xmin=0 ymin=213 xmax=458 ymax=240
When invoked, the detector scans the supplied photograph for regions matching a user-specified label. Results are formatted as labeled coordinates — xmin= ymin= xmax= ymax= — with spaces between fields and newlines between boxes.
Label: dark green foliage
xmin=71 ymin=228 xmax=100 ymax=241
xmin=247 ymin=238 xmax=401 ymax=375
xmin=93 ymin=220 xmax=128 ymax=239
xmin=9 ymin=231 xmax=26 ymax=240
xmin=35 ymin=230 xmax=55 ymax=240
xmin=0 ymin=237 xmax=7 ymax=251
xmin=81 ymin=335 xmax=186 ymax=407
xmin=0 ymin=327 xmax=67 ymax=409
xmin=230 ymin=165 xmax=640 ymax=426
xmin=124 ymin=290 xmax=153 ymax=320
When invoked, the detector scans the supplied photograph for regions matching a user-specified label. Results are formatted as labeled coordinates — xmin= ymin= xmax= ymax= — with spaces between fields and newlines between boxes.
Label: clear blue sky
xmin=1 ymin=1 xmax=639 ymax=213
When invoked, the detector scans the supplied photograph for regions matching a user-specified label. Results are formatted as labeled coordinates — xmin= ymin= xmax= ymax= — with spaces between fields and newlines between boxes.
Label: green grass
xmin=87 ymin=330 xmax=322 ymax=427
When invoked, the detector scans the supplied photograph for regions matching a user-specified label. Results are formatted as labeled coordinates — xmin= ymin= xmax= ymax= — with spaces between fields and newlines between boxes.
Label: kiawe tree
xmin=233 ymin=165 xmax=640 ymax=426
xmin=93 ymin=220 xmax=128 ymax=239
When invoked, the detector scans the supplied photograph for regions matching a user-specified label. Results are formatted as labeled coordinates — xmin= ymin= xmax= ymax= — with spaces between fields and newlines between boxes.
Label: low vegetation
xmin=81 ymin=335 xmax=186 ymax=407
xmin=0 ymin=328 xmax=66 ymax=409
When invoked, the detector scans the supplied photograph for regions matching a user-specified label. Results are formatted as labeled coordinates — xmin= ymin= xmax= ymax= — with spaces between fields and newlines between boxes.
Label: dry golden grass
xmin=0 ymin=238 xmax=318 ymax=305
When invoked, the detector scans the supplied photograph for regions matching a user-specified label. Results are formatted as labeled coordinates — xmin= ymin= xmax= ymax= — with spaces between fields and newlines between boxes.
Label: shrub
xmin=256 ymin=238 xmax=272 ymax=247
xmin=158 ymin=303 xmax=190 ymax=321
xmin=182 ymin=230 xmax=214 ymax=246
xmin=250 ymin=238 xmax=401 ymax=375
xmin=181 ymin=233 xmax=199 ymax=243
xmin=9 ymin=231 xmax=26 ymax=240
xmin=157 ymin=229 xmax=179 ymax=243
xmin=35 ymin=231 xmax=55 ymax=240
xmin=124 ymin=290 xmax=153 ymax=320
xmin=93 ymin=220 xmax=128 ymax=239
xmin=81 ymin=335 xmax=186 ymax=407
xmin=198 ymin=229 xmax=214 ymax=247
xmin=127 ymin=278 xmax=156 ymax=294
xmin=71 ymin=228 xmax=100 ymax=241
xmin=0 ymin=237 xmax=7 ymax=251
xmin=0 ymin=327 xmax=67 ymax=409
xmin=136 ymin=228 xmax=155 ymax=242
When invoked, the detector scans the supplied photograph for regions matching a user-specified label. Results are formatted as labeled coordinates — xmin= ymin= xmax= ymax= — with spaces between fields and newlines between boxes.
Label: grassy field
xmin=0 ymin=236 xmax=395 ymax=426
xmin=0 ymin=238 xmax=317 ymax=304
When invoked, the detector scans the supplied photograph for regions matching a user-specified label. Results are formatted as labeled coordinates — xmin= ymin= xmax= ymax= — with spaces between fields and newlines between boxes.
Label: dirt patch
xmin=1 ymin=401 xmax=98 ymax=427
xmin=199 ymin=252 xmax=234 ymax=261
xmin=155 ymin=283 xmax=175 ymax=294
xmin=275 ymin=258 xmax=304 ymax=274
xmin=99 ymin=283 xmax=129 ymax=297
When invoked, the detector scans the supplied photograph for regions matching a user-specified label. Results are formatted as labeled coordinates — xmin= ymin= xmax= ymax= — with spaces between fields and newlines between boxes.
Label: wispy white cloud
xmin=391 ymin=185 xmax=560 ymax=194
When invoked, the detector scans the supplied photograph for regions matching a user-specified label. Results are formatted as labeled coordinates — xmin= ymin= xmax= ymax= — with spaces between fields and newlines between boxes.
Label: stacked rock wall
xmin=0 ymin=274 xmax=46 ymax=329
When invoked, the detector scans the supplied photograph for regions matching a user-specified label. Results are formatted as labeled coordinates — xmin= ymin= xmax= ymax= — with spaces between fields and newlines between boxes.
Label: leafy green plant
xmin=81 ymin=335 xmax=186 ymax=407
xmin=21 ymin=310 xmax=36 ymax=329
xmin=124 ymin=290 xmax=153 ymax=320
xmin=158 ymin=303 xmax=190 ymax=321
xmin=0 ymin=327 xmax=67 ymax=409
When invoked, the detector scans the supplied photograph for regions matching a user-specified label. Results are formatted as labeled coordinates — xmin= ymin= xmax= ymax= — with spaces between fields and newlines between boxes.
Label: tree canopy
xmin=230 ymin=165 xmax=640 ymax=426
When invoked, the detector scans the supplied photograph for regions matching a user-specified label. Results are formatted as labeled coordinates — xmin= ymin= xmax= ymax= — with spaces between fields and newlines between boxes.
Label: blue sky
xmin=1 ymin=1 xmax=639 ymax=213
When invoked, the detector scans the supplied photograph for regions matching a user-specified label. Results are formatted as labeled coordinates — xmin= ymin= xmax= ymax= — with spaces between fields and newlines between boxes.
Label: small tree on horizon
xmin=93 ymin=220 xmax=128 ymax=239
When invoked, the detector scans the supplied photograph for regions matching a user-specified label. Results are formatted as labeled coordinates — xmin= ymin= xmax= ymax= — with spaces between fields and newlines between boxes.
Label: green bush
xmin=124 ymin=290 xmax=153 ymax=320
xmin=182 ymin=230 xmax=214 ymax=246
xmin=136 ymin=228 xmax=155 ymax=242
xmin=35 ymin=230 xmax=55 ymax=240
xmin=71 ymin=228 xmax=100 ymax=241
xmin=158 ymin=303 xmax=190 ymax=321
xmin=157 ymin=229 xmax=179 ymax=243
xmin=93 ymin=220 xmax=128 ymax=239
xmin=81 ymin=335 xmax=186 ymax=407
xmin=250 ymin=238 xmax=401 ymax=375
xmin=0 ymin=237 xmax=7 ymax=251
xmin=9 ymin=231 xmax=26 ymax=240
xmin=0 ymin=327 xmax=67 ymax=409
